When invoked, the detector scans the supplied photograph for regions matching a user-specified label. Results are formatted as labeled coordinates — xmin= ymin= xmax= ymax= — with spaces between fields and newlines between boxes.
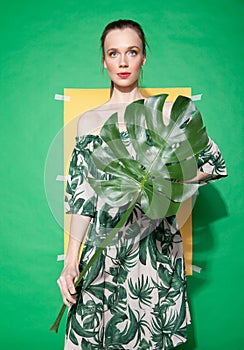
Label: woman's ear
xmin=103 ymin=57 xmax=107 ymax=69
xmin=141 ymin=54 xmax=146 ymax=66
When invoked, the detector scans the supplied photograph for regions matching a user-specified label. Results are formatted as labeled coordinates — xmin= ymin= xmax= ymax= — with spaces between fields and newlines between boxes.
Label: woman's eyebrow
xmin=127 ymin=45 xmax=140 ymax=50
xmin=106 ymin=45 xmax=140 ymax=52
xmin=106 ymin=48 xmax=118 ymax=52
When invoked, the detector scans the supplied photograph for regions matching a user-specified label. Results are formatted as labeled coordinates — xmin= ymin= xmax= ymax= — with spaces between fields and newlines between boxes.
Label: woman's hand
xmin=57 ymin=263 xmax=80 ymax=306
xmin=57 ymin=214 xmax=91 ymax=306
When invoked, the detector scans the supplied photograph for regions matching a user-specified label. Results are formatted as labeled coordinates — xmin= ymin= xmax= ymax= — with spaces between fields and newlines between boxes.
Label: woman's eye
xmin=128 ymin=50 xmax=137 ymax=56
xmin=109 ymin=51 xmax=118 ymax=58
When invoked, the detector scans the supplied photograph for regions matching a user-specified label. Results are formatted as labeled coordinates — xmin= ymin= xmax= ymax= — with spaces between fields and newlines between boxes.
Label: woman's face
xmin=103 ymin=28 xmax=146 ymax=90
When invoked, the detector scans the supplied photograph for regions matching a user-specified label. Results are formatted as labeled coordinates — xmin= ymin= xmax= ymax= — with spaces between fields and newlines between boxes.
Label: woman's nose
xmin=119 ymin=54 xmax=129 ymax=67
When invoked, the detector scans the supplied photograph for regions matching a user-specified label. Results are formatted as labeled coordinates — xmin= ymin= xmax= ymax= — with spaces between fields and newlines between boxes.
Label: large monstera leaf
xmin=50 ymin=94 xmax=209 ymax=333
xmin=88 ymin=94 xmax=208 ymax=219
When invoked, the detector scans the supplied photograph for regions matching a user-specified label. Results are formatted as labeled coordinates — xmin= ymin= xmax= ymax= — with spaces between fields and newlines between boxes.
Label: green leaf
xmin=81 ymin=253 xmax=105 ymax=290
xmin=107 ymin=285 xmax=127 ymax=314
xmin=128 ymin=275 xmax=153 ymax=308
xmin=69 ymin=329 xmax=79 ymax=345
xmin=70 ymin=313 xmax=97 ymax=338
xmin=88 ymin=94 xmax=208 ymax=220
xmin=120 ymin=307 xmax=138 ymax=344
xmin=105 ymin=313 xmax=127 ymax=345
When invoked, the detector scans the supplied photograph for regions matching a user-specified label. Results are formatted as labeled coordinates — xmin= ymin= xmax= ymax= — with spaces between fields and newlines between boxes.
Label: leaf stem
xmin=140 ymin=144 xmax=164 ymax=190
xmin=49 ymin=304 xmax=66 ymax=333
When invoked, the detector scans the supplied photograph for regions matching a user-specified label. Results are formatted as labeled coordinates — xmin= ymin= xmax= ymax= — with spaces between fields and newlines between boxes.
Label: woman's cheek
xmin=132 ymin=62 xmax=142 ymax=76
xmin=105 ymin=60 xmax=117 ymax=73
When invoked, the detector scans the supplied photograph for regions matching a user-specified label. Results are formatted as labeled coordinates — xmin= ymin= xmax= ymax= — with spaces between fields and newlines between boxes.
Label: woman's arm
xmin=188 ymin=169 xmax=216 ymax=183
xmin=57 ymin=214 xmax=91 ymax=306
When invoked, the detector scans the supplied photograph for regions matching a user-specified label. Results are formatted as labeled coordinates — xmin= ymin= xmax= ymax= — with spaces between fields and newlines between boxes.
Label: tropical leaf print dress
xmin=64 ymin=114 xmax=227 ymax=349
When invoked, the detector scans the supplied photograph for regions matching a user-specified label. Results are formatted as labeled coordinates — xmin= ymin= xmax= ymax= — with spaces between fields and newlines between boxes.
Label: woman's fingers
xmin=57 ymin=273 xmax=77 ymax=306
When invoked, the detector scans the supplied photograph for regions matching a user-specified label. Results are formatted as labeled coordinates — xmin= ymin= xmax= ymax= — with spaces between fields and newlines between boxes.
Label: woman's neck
xmin=107 ymin=84 xmax=145 ymax=104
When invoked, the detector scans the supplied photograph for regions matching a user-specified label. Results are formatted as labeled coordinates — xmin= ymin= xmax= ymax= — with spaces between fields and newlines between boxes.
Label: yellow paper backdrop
xmin=64 ymin=87 xmax=192 ymax=275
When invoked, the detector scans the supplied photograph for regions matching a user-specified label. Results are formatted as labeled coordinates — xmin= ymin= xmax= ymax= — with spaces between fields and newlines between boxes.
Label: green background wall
xmin=0 ymin=0 xmax=243 ymax=348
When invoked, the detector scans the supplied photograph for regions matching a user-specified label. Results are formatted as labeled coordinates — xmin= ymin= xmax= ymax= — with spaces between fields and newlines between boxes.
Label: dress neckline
xmin=76 ymin=130 xmax=129 ymax=142
xmin=90 ymin=98 xmax=146 ymax=112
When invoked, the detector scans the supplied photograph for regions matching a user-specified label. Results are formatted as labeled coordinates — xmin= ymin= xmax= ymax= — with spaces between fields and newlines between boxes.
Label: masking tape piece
xmin=57 ymin=254 xmax=65 ymax=261
xmin=55 ymin=94 xmax=70 ymax=102
xmin=191 ymin=94 xmax=202 ymax=101
xmin=189 ymin=264 xmax=202 ymax=273
xmin=56 ymin=175 xmax=68 ymax=181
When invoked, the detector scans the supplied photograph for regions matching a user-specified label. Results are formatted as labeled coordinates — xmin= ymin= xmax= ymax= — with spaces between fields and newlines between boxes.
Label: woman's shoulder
xmin=162 ymin=101 xmax=173 ymax=125
xmin=76 ymin=98 xmax=174 ymax=136
xmin=77 ymin=102 xmax=129 ymax=136
xmin=77 ymin=103 xmax=113 ymax=137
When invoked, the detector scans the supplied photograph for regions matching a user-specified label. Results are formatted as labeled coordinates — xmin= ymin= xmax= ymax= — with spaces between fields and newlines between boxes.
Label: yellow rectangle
xmin=64 ymin=87 xmax=192 ymax=275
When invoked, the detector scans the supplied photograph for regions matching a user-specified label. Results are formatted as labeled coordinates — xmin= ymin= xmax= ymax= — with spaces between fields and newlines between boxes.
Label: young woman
xmin=57 ymin=19 xmax=227 ymax=349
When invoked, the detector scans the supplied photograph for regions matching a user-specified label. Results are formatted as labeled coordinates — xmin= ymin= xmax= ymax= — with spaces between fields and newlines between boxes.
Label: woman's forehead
xmin=104 ymin=28 xmax=143 ymax=50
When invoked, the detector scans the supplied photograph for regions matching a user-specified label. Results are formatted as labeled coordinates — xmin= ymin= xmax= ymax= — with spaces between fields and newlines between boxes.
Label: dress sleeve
xmin=197 ymin=137 xmax=227 ymax=184
xmin=65 ymin=135 xmax=102 ymax=216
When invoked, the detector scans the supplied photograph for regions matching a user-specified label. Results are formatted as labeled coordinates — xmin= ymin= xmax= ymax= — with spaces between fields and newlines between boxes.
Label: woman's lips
xmin=117 ymin=73 xmax=131 ymax=79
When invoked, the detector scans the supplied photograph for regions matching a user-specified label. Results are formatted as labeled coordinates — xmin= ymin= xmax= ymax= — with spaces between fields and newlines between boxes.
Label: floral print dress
xmin=64 ymin=129 xmax=227 ymax=350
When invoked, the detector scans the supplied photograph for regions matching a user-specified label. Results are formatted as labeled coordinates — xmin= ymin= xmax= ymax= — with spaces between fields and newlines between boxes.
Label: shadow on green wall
xmin=180 ymin=183 xmax=228 ymax=349
xmin=193 ymin=184 xmax=228 ymax=226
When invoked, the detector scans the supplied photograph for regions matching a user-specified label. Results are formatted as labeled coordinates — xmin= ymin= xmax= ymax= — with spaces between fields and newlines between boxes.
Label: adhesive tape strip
xmin=191 ymin=94 xmax=202 ymax=101
xmin=189 ymin=264 xmax=202 ymax=273
xmin=54 ymin=94 xmax=70 ymax=101
xmin=56 ymin=175 xmax=68 ymax=181
xmin=57 ymin=254 xmax=65 ymax=261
